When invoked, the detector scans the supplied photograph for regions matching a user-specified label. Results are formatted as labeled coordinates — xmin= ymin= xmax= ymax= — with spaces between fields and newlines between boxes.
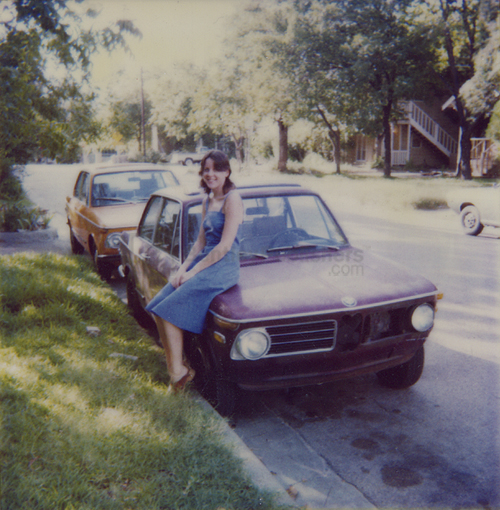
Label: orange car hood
xmin=89 ymin=203 xmax=146 ymax=229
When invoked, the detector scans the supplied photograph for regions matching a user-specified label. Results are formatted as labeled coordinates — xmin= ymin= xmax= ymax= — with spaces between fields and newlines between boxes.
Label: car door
xmin=132 ymin=196 xmax=182 ymax=304
xmin=146 ymin=198 xmax=182 ymax=300
xmin=131 ymin=195 xmax=164 ymax=302
xmin=68 ymin=171 xmax=91 ymax=249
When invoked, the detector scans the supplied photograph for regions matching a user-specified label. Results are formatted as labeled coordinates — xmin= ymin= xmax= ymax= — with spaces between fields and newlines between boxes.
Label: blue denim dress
xmin=145 ymin=194 xmax=240 ymax=334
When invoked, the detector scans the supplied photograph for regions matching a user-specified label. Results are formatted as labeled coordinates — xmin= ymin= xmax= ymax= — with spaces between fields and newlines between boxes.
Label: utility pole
xmin=141 ymin=68 xmax=146 ymax=158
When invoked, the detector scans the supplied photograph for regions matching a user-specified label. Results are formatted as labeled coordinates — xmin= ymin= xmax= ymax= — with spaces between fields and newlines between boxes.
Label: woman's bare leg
xmin=154 ymin=317 xmax=188 ymax=382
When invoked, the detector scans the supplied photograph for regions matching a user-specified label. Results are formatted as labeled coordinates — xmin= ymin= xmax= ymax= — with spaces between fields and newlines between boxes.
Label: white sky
xmin=87 ymin=0 xmax=240 ymax=96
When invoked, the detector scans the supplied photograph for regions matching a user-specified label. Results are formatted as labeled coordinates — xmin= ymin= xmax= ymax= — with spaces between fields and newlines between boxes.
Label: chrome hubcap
xmin=464 ymin=212 xmax=476 ymax=228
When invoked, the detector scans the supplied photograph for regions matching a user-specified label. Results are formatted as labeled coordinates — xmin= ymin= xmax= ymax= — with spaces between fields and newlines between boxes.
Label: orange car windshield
xmin=91 ymin=171 xmax=177 ymax=207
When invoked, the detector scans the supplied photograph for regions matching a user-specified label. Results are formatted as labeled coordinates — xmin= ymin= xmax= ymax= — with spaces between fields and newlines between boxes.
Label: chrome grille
xmin=265 ymin=319 xmax=337 ymax=356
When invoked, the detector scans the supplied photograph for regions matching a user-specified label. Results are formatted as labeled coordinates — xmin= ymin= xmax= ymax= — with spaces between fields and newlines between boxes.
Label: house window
xmin=393 ymin=124 xmax=409 ymax=151
xmin=356 ymin=136 xmax=366 ymax=161
xmin=412 ymin=132 xmax=422 ymax=148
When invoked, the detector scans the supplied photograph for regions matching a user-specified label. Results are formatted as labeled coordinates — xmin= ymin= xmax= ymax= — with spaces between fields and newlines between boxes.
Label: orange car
xmin=66 ymin=163 xmax=179 ymax=278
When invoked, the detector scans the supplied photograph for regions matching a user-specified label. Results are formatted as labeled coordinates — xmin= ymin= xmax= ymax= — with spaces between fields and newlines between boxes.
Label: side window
xmin=74 ymin=172 xmax=85 ymax=197
xmin=138 ymin=196 xmax=163 ymax=242
xmin=153 ymin=199 xmax=181 ymax=258
xmin=74 ymin=172 xmax=90 ymax=203
xmin=79 ymin=173 xmax=90 ymax=204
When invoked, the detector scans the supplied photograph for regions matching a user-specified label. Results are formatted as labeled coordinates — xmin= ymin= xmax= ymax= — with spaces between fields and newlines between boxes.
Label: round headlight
xmin=105 ymin=232 xmax=124 ymax=249
xmin=233 ymin=329 xmax=271 ymax=360
xmin=411 ymin=303 xmax=434 ymax=332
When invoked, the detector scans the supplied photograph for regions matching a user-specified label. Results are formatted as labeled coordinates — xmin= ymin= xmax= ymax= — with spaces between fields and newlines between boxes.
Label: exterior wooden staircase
xmin=406 ymin=101 xmax=458 ymax=157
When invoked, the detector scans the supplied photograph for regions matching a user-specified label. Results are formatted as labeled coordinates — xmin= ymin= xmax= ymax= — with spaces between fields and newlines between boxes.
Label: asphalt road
xmin=14 ymin=164 xmax=500 ymax=509
xmin=232 ymin=210 xmax=500 ymax=508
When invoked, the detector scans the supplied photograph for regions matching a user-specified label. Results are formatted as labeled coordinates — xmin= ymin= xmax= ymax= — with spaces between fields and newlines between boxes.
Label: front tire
xmin=91 ymin=240 xmax=113 ymax=280
xmin=377 ymin=346 xmax=424 ymax=389
xmin=69 ymin=226 xmax=84 ymax=255
xmin=213 ymin=378 xmax=237 ymax=417
xmin=186 ymin=336 xmax=238 ymax=417
xmin=460 ymin=205 xmax=484 ymax=236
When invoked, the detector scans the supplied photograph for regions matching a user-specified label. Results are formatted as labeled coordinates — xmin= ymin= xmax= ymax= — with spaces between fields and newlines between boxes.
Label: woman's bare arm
xmin=180 ymin=191 xmax=243 ymax=282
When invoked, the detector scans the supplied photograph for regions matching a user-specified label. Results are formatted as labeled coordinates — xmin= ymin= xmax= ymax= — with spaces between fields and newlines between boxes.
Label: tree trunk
xmin=382 ymin=97 xmax=393 ymax=178
xmin=232 ymin=134 xmax=245 ymax=170
xmin=278 ymin=119 xmax=288 ymax=172
xmin=459 ymin=125 xmax=473 ymax=180
xmin=316 ymin=106 xmax=341 ymax=174
xmin=327 ymin=130 xmax=341 ymax=174
xmin=441 ymin=20 xmax=473 ymax=180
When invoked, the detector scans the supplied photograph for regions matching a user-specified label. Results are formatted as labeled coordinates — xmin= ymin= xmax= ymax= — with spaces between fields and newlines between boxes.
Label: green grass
xmin=0 ymin=253 xmax=283 ymax=510
xmin=411 ymin=198 xmax=449 ymax=210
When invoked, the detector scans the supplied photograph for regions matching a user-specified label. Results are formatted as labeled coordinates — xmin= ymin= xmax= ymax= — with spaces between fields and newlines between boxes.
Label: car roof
xmin=152 ymin=183 xmax=317 ymax=205
xmin=82 ymin=163 xmax=178 ymax=176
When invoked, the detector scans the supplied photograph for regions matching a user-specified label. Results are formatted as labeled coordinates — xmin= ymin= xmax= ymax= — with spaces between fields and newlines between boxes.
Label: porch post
xmin=390 ymin=123 xmax=394 ymax=161
xmin=408 ymin=123 xmax=411 ymax=165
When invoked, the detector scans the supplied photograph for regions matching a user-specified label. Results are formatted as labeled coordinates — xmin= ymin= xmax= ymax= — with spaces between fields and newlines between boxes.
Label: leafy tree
xmin=277 ymin=1 xmax=355 ymax=174
xmin=0 ymin=0 xmax=139 ymax=198
xmin=461 ymin=12 xmax=500 ymax=143
xmin=425 ymin=0 xmax=499 ymax=179
xmin=108 ymin=96 xmax=153 ymax=151
xmin=189 ymin=63 xmax=251 ymax=167
xmin=151 ymin=67 xmax=206 ymax=154
xmin=282 ymin=0 xmax=437 ymax=177
xmin=225 ymin=0 xmax=302 ymax=171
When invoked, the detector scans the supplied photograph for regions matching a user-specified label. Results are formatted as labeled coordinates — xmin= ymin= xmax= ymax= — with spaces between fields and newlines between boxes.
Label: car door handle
xmin=139 ymin=253 xmax=150 ymax=261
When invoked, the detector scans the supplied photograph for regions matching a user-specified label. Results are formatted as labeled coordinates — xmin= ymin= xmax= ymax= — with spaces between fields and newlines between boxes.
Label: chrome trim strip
xmin=264 ymin=344 xmax=335 ymax=358
xmin=210 ymin=291 xmax=438 ymax=324
xmin=265 ymin=319 xmax=337 ymax=358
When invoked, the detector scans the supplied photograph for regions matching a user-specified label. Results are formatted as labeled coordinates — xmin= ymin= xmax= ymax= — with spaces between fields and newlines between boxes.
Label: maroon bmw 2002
xmin=119 ymin=184 xmax=441 ymax=415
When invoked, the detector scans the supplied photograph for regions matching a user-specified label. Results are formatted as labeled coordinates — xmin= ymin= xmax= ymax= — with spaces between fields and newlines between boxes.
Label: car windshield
xmin=91 ymin=170 xmax=177 ymax=207
xmin=186 ymin=194 xmax=349 ymax=259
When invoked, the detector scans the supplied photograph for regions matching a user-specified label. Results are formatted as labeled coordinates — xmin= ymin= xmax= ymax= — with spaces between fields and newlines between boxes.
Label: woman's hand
xmin=170 ymin=269 xmax=186 ymax=289
xmin=179 ymin=270 xmax=195 ymax=285
xmin=170 ymin=268 xmax=195 ymax=288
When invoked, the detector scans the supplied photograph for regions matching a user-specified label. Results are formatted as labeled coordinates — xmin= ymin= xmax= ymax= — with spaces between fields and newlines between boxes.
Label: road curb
xmin=194 ymin=395 xmax=299 ymax=507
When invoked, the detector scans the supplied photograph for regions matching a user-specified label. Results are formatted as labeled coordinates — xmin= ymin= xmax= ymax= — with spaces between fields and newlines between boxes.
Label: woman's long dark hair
xmin=199 ymin=150 xmax=236 ymax=195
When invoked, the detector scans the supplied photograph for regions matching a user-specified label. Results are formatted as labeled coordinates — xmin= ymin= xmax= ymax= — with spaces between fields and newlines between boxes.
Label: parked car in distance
xmin=66 ymin=163 xmax=179 ymax=278
xmin=447 ymin=183 xmax=500 ymax=235
xmin=169 ymin=146 xmax=210 ymax=165
xmin=120 ymin=184 xmax=441 ymax=416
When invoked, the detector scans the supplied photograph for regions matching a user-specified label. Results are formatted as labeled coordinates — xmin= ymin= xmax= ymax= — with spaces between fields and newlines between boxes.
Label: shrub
xmin=0 ymin=199 xmax=52 ymax=232
xmin=412 ymin=198 xmax=448 ymax=210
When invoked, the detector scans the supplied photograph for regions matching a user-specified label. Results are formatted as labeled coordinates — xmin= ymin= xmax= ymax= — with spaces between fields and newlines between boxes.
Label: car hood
xmin=211 ymin=247 xmax=437 ymax=321
xmin=90 ymin=203 xmax=146 ymax=229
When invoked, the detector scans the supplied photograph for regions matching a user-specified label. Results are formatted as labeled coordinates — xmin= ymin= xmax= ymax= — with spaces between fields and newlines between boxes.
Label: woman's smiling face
xmin=202 ymin=158 xmax=229 ymax=194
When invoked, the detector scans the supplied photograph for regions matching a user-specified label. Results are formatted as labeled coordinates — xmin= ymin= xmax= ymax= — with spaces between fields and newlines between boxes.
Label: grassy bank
xmin=241 ymin=162 xmax=498 ymax=215
xmin=0 ymin=253 xmax=282 ymax=510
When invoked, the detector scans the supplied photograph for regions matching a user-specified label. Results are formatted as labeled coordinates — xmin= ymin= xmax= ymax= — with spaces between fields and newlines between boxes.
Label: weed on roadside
xmin=0 ymin=253 xmax=283 ymax=510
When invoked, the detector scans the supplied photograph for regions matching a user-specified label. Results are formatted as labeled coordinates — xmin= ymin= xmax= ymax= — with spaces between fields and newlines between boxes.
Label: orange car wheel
xmin=90 ymin=238 xmax=113 ymax=280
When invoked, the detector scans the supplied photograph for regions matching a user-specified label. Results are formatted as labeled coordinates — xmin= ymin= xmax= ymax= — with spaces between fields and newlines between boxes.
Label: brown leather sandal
xmin=169 ymin=367 xmax=195 ymax=394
